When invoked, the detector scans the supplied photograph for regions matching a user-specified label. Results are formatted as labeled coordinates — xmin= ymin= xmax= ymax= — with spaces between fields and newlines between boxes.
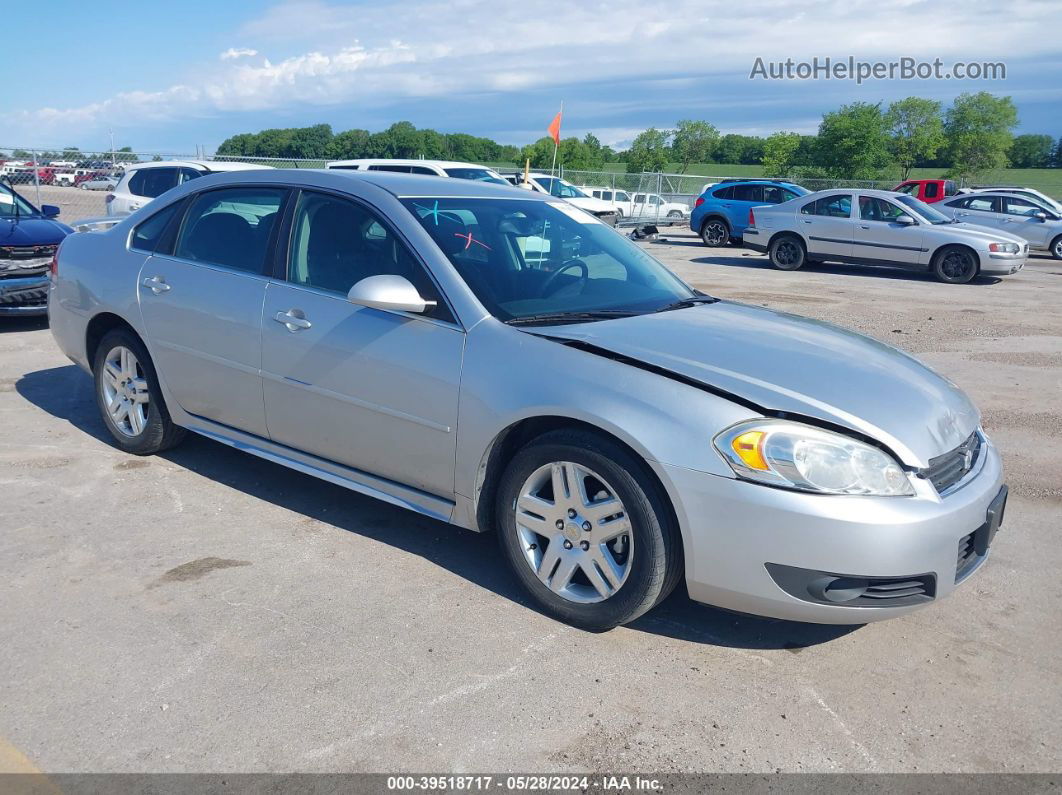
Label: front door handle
xmin=141 ymin=276 xmax=170 ymax=294
xmin=801 ymin=219 xmax=812 ymax=224
xmin=274 ymin=310 xmax=312 ymax=332
xmin=859 ymin=224 xmax=870 ymax=229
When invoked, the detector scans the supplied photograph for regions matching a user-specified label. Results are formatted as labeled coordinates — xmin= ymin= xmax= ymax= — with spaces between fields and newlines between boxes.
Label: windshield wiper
xmin=653 ymin=294 xmax=719 ymax=313
xmin=506 ymin=309 xmax=638 ymax=326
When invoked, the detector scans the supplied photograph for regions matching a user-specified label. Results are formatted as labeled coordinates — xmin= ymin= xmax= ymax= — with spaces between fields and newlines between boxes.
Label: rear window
xmin=127 ymin=167 xmax=179 ymax=199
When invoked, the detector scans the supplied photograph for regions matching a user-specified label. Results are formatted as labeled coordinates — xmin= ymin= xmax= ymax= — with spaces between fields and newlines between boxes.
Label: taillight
xmin=694 ymin=197 xmax=705 ymax=208
xmin=748 ymin=208 xmax=756 ymax=227
xmin=105 ymin=193 xmax=114 ymax=204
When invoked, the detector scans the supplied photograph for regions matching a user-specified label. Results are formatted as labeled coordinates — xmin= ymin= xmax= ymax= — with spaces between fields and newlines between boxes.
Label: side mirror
xmin=42 ymin=204 xmax=61 ymax=218
xmin=1034 ymin=211 xmax=1048 ymax=221
xmin=347 ymin=274 xmax=435 ymax=314
xmin=895 ymin=214 xmax=916 ymax=226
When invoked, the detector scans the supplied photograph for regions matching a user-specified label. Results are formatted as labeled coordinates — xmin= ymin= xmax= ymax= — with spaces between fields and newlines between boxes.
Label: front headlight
xmin=713 ymin=420 xmax=914 ymax=496
xmin=988 ymin=242 xmax=1019 ymax=254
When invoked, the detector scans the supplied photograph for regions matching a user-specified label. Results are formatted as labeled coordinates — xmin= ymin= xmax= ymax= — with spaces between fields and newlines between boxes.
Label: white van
xmin=326 ymin=159 xmax=508 ymax=185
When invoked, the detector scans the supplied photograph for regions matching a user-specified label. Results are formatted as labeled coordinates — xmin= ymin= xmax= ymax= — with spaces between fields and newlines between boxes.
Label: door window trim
xmin=278 ymin=187 xmax=462 ymax=330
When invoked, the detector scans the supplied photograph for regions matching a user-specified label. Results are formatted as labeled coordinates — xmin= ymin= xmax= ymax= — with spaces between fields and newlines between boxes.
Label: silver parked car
xmin=49 ymin=170 xmax=1007 ymax=629
xmin=743 ymin=189 xmax=1028 ymax=283
xmin=80 ymin=175 xmax=120 ymax=191
xmin=937 ymin=192 xmax=1062 ymax=259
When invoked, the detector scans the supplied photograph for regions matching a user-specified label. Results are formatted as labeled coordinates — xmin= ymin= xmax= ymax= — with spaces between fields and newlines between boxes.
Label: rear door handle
xmin=274 ymin=310 xmax=312 ymax=332
xmin=801 ymin=219 xmax=812 ymax=224
xmin=141 ymin=276 xmax=170 ymax=294
xmin=859 ymin=225 xmax=870 ymax=229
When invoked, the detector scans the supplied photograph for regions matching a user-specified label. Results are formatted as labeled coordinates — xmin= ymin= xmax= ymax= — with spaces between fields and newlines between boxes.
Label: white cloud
xmin=8 ymin=0 xmax=1057 ymax=139
xmin=220 ymin=47 xmax=258 ymax=60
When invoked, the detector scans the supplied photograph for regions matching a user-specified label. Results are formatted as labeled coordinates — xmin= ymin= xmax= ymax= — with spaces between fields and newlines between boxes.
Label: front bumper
xmin=659 ymin=440 xmax=1005 ymax=624
xmin=980 ymin=247 xmax=1027 ymax=275
xmin=0 ymin=273 xmax=50 ymax=316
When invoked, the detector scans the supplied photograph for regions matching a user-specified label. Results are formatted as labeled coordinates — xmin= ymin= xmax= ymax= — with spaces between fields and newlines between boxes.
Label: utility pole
xmin=110 ymin=129 xmax=115 ymax=167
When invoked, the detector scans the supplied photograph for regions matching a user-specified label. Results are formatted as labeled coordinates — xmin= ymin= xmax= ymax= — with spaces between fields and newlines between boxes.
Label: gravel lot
xmin=1 ymin=232 xmax=1060 ymax=774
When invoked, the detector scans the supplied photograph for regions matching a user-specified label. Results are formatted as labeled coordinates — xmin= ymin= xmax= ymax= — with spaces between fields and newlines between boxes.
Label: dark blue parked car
xmin=0 ymin=182 xmax=72 ymax=316
xmin=690 ymin=179 xmax=808 ymax=247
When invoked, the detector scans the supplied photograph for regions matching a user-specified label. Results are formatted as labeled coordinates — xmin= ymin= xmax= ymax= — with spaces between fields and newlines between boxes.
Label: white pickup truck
xmin=581 ymin=187 xmax=689 ymax=220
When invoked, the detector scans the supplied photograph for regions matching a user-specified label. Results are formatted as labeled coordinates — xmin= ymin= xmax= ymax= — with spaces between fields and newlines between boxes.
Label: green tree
xmin=327 ymin=128 xmax=372 ymax=159
xmin=813 ymin=102 xmax=892 ymax=180
xmin=625 ymin=128 xmax=670 ymax=174
xmin=519 ymin=137 xmax=558 ymax=169
xmin=1009 ymin=134 xmax=1054 ymax=168
xmin=760 ymin=132 xmax=802 ymax=177
xmin=671 ymin=120 xmax=718 ymax=173
xmin=944 ymin=92 xmax=1019 ymax=180
xmin=1053 ymin=137 xmax=1062 ymax=168
xmin=886 ymin=97 xmax=945 ymax=179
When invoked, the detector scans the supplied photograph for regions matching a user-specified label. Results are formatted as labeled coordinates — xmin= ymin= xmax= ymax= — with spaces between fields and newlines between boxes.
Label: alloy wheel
xmin=702 ymin=221 xmax=727 ymax=246
xmin=775 ymin=240 xmax=801 ymax=267
xmin=100 ymin=345 xmax=150 ymax=437
xmin=940 ymin=249 xmax=976 ymax=281
xmin=514 ymin=461 xmax=633 ymax=604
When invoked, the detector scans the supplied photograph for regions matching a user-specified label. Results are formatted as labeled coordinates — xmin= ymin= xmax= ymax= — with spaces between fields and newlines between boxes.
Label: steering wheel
xmin=540 ymin=258 xmax=589 ymax=298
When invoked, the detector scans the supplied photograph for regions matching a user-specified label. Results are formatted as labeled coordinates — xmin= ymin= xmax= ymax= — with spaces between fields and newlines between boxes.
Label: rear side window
xmin=127 ymin=167 xmax=179 ymax=199
xmin=966 ymin=197 xmax=1000 ymax=212
xmin=924 ymin=182 xmax=939 ymax=199
xmin=174 ymin=187 xmax=286 ymax=273
xmin=130 ymin=201 xmax=183 ymax=252
xmin=711 ymin=186 xmax=735 ymax=200
xmin=801 ymin=194 xmax=852 ymax=217
xmin=732 ymin=185 xmax=763 ymax=202
xmin=368 ymin=164 xmax=413 ymax=173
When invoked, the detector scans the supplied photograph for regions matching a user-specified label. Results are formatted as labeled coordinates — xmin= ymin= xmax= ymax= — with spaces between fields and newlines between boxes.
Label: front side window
xmin=177 ymin=167 xmax=204 ymax=185
xmin=763 ymin=186 xmax=797 ymax=204
xmin=858 ymin=196 xmax=908 ymax=222
xmin=615 ymin=191 xmax=630 ymax=202
xmin=0 ymin=183 xmax=38 ymax=218
xmin=288 ymin=191 xmax=447 ymax=318
xmin=174 ymin=187 xmax=286 ymax=273
xmin=128 ymin=167 xmax=179 ymax=199
xmin=401 ymin=197 xmax=695 ymax=323
xmin=1003 ymin=197 xmax=1043 ymax=217
xmin=536 ymin=178 xmax=588 ymax=199
xmin=801 ymin=195 xmax=852 ymax=217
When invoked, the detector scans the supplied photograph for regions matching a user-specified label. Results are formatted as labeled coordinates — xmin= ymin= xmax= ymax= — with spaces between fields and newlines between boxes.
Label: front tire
xmin=769 ymin=235 xmax=806 ymax=271
xmin=93 ymin=328 xmax=186 ymax=455
xmin=932 ymin=245 xmax=979 ymax=284
xmin=700 ymin=218 xmax=730 ymax=247
xmin=1050 ymin=235 xmax=1062 ymax=260
xmin=496 ymin=429 xmax=681 ymax=631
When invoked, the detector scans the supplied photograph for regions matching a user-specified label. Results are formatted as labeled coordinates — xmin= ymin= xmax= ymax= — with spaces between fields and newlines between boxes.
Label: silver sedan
xmin=48 ymin=170 xmax=1006 ymax=629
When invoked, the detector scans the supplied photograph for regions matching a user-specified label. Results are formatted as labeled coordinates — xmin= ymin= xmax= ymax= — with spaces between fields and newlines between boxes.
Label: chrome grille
xmin=0 ymin=244 xmax=56 ymax=260
xmin=924 ymin=432 xmax=981 ymax=494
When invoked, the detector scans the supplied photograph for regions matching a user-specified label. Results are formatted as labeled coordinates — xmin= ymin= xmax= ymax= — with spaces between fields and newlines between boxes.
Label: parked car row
xmin=688 ymin=176 xmax=1058 ymax=282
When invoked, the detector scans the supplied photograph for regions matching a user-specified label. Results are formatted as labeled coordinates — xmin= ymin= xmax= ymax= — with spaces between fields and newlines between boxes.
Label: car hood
xmin=0 ymin=216 xmax=74 ymax=245
xmin=945 ymin=222 xmax=1027 ymax=247
xmin=539 ymin=301 xmax=979 ymax=466
xmin=566 ymin=196 xmax=616 ymax=213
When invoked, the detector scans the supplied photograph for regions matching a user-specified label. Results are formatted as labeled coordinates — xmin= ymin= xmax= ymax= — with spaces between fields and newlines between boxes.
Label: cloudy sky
xmin=4 ymin=0 xmax=1060 ymax=154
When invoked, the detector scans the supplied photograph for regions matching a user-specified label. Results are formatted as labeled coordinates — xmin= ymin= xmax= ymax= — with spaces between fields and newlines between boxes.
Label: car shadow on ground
xmin=0 ymin=316 xmax=48 ymax=333
xmin=677 ymin=247 xmax=1004 ymax=285
xmin=17 ymin=364 xmax=859 ymax=651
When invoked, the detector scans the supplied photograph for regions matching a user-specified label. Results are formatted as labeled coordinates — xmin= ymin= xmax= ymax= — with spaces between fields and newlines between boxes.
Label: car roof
xmin=325 ymin=159 xmax=498 ymax=169
xmin=125 ymin=160 xmax=272 ymax=172
xmin=177 ymin=167 xmax=554 ymax=200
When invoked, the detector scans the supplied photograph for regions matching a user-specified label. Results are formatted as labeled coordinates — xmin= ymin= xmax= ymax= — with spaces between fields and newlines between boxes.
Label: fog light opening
xmin=810 ymin=576 xmax=869 ymax=603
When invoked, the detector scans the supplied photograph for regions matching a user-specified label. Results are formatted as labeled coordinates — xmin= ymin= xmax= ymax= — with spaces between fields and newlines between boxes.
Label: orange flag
xmin=547 ymin=109 xmax=562 ymax=145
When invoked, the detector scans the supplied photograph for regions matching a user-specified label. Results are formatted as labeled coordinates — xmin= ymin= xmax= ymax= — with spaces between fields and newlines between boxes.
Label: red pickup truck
xmin=892 ymin=179 xmax=958 ymax=204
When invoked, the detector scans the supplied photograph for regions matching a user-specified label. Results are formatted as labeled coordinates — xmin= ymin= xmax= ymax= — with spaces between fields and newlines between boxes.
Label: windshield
xmin=535 ymin=177 xmax=588 ymax=199
xmin=401 ymin=197 xmax=695 ymax=323
xmin=0 ymin=183 xmax=39 ymax=217
xmin=443 ymin=167 xmax=508 ymax=185
xmin=896 ymin=194 xmax=952 ymax=224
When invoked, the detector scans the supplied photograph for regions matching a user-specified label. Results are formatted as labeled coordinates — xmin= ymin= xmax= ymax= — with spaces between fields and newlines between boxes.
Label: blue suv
xmin=691 ymin=179 xmax=808 ymax=247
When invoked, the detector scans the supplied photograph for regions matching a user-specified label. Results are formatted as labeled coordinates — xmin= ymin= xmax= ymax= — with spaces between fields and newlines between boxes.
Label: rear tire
xmin=700 ymin=218 xmax=730 ymax=247
xmin=932 ymin=245 xmax=979 ymax=284
xmin=93 ymin=328 xmax=186 ymax=455
xmin=496 ymin=429 xmax=681 ymax=631
xmin=768 ymin=235 xmax=806 ymax=271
